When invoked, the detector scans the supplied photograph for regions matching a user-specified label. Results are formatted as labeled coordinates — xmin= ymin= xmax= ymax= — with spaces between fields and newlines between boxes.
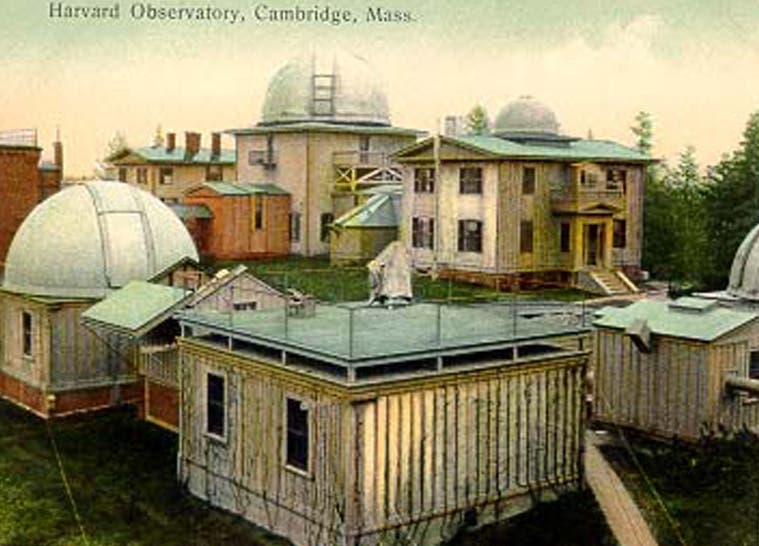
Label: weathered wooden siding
xmin=611 ymin=166 xmax=645 ymax=272
xmin=593 ymin=327 xmax=758 ymax=440
xmin=179 ymin=340 xmax=586 ymax=546
xmin=193 ymin=275 xmax=284 ymax=312
xmin=0 ymin=293 xmax=50 ymax=388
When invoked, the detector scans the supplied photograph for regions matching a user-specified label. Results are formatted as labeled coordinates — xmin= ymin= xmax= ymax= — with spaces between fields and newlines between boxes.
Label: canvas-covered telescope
xmin=367 ymin=241 xmax=412 ymax=306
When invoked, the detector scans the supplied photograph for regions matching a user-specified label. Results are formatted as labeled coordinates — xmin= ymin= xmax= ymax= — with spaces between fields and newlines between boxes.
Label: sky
xmin=2 ymin=0 xmax=759 ymax=176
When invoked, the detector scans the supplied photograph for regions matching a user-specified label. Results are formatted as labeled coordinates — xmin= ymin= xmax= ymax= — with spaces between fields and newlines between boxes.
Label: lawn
xmin=0 ymin=398 xmax=614 ymax=546
xmin=600 ymin=429 xmax=759 ymax=546
xmin=210 ymin=256 xmax=591 ymax=303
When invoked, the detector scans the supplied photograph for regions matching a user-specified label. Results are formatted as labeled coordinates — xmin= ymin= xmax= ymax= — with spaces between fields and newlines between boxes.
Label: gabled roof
xmin=227 ymin=122 xmax=423 ymax=137
xmin=594 ymin=298 xmax=758 ymax=342
xmin=189 ymin=182 xmax=289 ymax=196
xmin=109 ymin=146 xmax=235 ymax=165
xmin=188 ymin=265 xmax=283 ymax=307
xmin=395 ymin=135 xmax=653 ymax=163
xmin=333 ymin=193 xmax=399 ymax=229
xmin=81 ymin=281 xmax=190 ymax=337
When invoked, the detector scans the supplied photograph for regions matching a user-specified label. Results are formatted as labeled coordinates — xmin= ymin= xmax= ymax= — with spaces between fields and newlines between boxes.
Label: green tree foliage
xmin=631 ymin=111 xmax=653 ymax=155
xmin=106 ymin=131 xmax=128 ymax=158
xmin=703 ymin=111 xmax=759 ymax=287
xmin=466 ymin=104 xmax=490 ymax=135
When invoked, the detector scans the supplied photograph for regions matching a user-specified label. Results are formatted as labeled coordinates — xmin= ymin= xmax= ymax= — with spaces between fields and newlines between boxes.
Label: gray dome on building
xmin=3 ymin=180 xmax=199 ymax=299
xmin=494 ymin=95 xmax=560 ymax=134
xmin=728 ymin=224 xmax=759 ymax=300
xmin=260 ymin=50 xmax=390 ymax=126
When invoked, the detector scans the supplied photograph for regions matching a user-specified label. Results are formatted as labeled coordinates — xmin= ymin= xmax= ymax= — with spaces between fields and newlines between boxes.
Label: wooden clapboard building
xmin=176 ymin=300 xmax=590 ymax=546
xmin=228 ymin=50 xmax=420 ymax=257
xmin=0 ymin=180 xmax=199 ymax=417
xmin=594 ymin=223 xmax=759 ymax=441
xmin=396 ymin=96 xmax=654 ymax=295
xmin=182 ymin=182 xmax=291 ymax=260
xmin=82 ymin=266 xmax=285 ymax=431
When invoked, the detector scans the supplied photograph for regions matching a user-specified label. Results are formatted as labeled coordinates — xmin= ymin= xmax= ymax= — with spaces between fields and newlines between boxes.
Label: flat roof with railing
xmin=0 ymin=129 xmax=38 ymax=148
xmin=177 ymin=300 xmax=591 ymax=384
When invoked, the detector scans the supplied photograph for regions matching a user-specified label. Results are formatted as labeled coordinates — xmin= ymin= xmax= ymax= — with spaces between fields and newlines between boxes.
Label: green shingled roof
xmin=399 ymin=135 xmax=653 ymax=163
xmin=333 ymin=193 xmax=399 ymax=229
xmin=201 ymin=182 xmax=289 ymax=196
xmin=170 ymin=203 xmax=213 ymax=220
xmin=227 ymin=122 xmax=422 ymax=137
xmin=593 ymin=298 xmax=758 ymax=342
xmin=82 ymin=281 xmax=190 ymax=336
xmin=117 ymin=146 xmax=235 ymax=165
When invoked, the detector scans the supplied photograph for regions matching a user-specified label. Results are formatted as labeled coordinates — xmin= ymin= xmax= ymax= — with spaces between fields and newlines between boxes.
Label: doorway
xmin=584 ymin=224 xmax=605 ymax=267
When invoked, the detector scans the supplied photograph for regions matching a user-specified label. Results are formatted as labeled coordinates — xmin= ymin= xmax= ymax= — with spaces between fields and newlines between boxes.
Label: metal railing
xmin=332 ymin=150 xmax=391 ymax=167
xmin=0 ymin=129 xmax=37 ymax=147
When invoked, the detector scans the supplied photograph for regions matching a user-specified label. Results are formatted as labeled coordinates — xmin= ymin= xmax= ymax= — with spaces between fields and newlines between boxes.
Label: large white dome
xmin=3 ymin=181 xmax=199 ymax=299
xmin=260 ymin=50 xmax=390 ymax=126
xmin=494 ymin=95 xmax=560 ymax=135
xmin=728 ymin=224 xmax=759 ymax=300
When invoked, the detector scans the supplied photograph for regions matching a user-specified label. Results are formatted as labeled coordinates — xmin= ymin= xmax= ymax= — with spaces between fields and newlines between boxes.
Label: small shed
xmin=183 ymin=182 xmax=290 ymax=260
xmin=593 ymin=297 xmax=759 ymax=440
xmin=330 ymin=191 xmax=400 ymax=265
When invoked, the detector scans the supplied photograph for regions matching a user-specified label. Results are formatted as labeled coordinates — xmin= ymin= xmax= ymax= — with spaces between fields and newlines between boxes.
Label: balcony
xmin=333 ymin=150 xmax=402 ymax=191
xmin=0 ymin=129 xmax=37 ymax=147
xmin=550 ymin=186 xmax=625 ymax=214
xmin=248 ymin=149 xmax=277 ymax=169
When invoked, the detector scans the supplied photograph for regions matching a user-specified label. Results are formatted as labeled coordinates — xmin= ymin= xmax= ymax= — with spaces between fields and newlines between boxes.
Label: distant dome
xmin=728 ymin=224 xmax=759 ymax=300
xmin=4 ymin=181 xmax=199 ymax=299
xmin=260 ymin=50 xmax=390 ymax=126
xmin=494 ymin=95 xmax=560 ymax=134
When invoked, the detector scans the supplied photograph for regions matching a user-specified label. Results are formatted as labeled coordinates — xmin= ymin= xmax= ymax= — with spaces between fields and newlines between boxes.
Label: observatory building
xmin=228 ymin=50 xmax=420 ymax=257
xmin=0 ymin=180 xmax=199 ymax=417
xmin=396 ymin=95 xmax=653 ymax=295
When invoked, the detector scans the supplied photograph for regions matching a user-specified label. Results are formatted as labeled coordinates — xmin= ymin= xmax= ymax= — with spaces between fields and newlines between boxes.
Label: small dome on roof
xmin=494 ymin=95 xmax=560 ymax=134
xmin=3 ymin=180 xmax=199 ymax=299
xmin=727 ymin=224 xmax=759 ymax=300
xmin=260 ymin=50 xmax=390 ymax=126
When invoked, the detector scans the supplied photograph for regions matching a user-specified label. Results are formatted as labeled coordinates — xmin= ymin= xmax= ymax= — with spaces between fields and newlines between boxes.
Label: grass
xmin=0 ymin=398 xmax=614 ymax=546
xmin=600 ymin=429 xmax=759 ymax=546
xmin=209 ymin=256 xmax=592 ymax=303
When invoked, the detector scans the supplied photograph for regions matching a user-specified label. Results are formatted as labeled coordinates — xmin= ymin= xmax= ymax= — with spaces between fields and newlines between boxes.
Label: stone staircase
xmin=578 ymin=269 xmax=639 ymax=296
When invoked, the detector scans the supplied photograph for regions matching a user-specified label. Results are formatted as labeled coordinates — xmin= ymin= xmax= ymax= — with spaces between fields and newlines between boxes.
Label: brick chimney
xmin=211 ymin=132 xmax=221 ymax=158
xmin=53 ymin=140 xmax=63 ymax=170
xmin=185 ymin=132 xmax=201 ymax=159
xmin=166 ymin=132 xmax=176 ymax=153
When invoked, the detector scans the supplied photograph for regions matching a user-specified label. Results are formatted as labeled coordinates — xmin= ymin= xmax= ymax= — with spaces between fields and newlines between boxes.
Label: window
xmin=118 ymin=167 xmax=127 ymax=182
xmin=457 ymin=220 xmax=482 ymax=253
xmin=233 ymin=301 xmax=258 ymax=311
xmin=613 ymin=219 xmax=627 ymax=248
xmin=159 ymin=167 xmax=173 ymax=185
xmin=580 ymin=169 xmax=597 ymax=188
xmin=520 ymin=221 xmax=534 ymax=253
xmin=414 ymin=168 xmax=435 ymax=193
xmin=21 ymin=311 xmax=32 ymax=357
xmin=320 ymin=212 xmax=334 ymax=242
xmin=751 ymin=351 xmax=759 ymax=379
xmin=522 ymin=167 xmax=536 ymax=195
xmin=412 ymin=217 xmax=435 ymax=249
xmin=560 ymin=222 xmax=571 ymax=253
xmin=206 ymin=373 xmax=225 ymax=438
xmin=289 ymin=212 xmax=301 ymax=242
xmin=206 ymin=165 xmax=223 ymax=181
xmin=606 ymin=167 xmax=627 ymax=191
xmin=459 ymin=167 xmax=483 ymax=194
xmin=136 ymin=167 xmax=148 ymax=185
xmin=286 ymin=398 xmax=309 ymax=471
xmin=359 ymin=135 xmax=370 ymax=163
xmin=254 ymin=199 xmax=264 ymax=231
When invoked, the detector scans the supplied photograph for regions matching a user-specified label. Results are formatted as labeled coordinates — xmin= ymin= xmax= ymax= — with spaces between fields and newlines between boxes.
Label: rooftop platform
xmin=178 ymin=300 xmax=591 ymax=384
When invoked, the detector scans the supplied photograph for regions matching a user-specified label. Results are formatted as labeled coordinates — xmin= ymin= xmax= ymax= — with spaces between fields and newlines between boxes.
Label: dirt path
xmin=585 ymin=431 xmax=659 ymax=546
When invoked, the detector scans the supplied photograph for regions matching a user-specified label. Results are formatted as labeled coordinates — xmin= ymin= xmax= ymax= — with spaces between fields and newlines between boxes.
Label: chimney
xmin=166 ymin=132 xmax=176 ymax=153
xmin=53 ymin=140 xmax=63 ymax=170
xmin=185 ymin=132 xmax=201 ymax=159
xmin=211 ymin=132 xmax=221 ymax=158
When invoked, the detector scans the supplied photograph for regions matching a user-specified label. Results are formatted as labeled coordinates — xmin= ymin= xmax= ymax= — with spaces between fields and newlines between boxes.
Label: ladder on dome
xmin=312 ymin=74 xmax=335 ymax=117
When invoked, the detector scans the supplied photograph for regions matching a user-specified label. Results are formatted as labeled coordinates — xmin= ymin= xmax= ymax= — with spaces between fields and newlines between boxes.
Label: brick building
xmin=0 ymin=129 xmax=63 ymax=265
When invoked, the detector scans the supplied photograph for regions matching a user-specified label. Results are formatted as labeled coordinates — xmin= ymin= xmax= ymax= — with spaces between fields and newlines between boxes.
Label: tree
xmin=631 ymin=111 xmax=653 ymax=155
xmin=152 ymin=124 xmax=164 ymax=148
xmin=703 ymin=111 xmax=759 ymax=287
xmin=106 ymin=131 xmax=129 ymax=158
xmin=465 ymin=104 xmax=489 ymax=135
